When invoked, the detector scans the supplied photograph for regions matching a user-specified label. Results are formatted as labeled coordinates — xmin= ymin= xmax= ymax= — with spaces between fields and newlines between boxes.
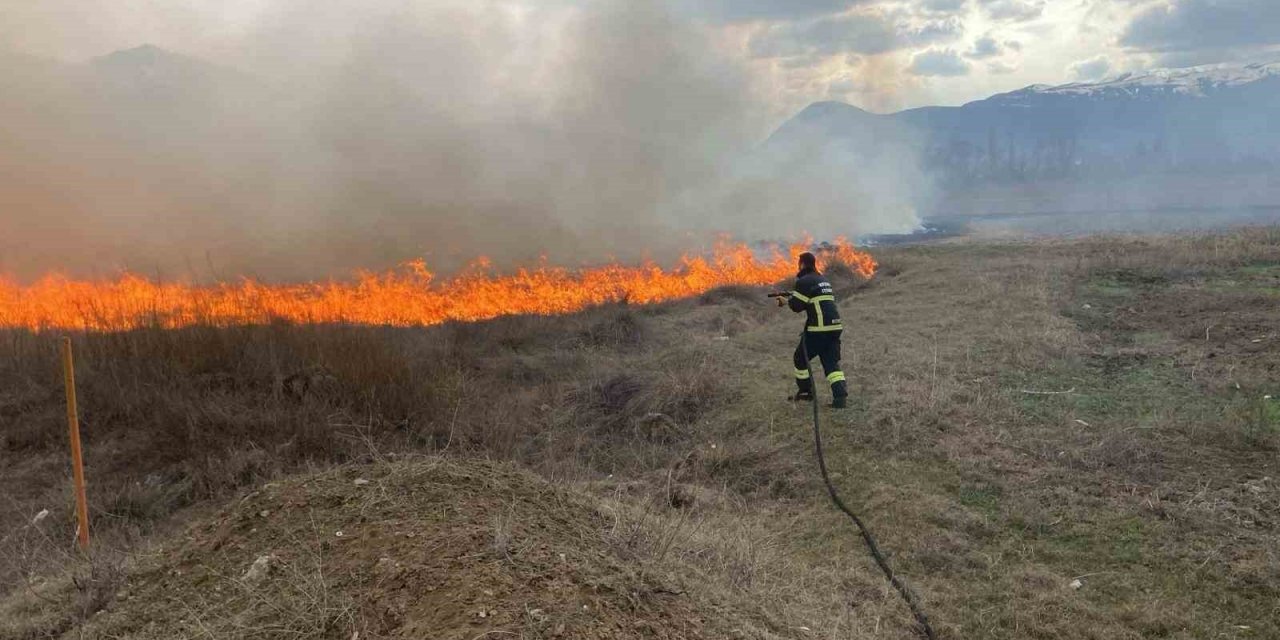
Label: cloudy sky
xmin=3 ymin=0 xmax=1279 ymax=120
xmin=702 ymin=0 xmax=1280 ymax=115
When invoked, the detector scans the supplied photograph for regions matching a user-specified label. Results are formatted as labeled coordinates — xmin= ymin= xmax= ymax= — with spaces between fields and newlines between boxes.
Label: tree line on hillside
xmin=922 ymin=128 xmax=1277 ymax=187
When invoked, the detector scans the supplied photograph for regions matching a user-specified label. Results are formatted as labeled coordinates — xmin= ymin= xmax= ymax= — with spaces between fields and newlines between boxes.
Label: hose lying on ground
xmin=801 ymin=335 xmax=938 ymax=640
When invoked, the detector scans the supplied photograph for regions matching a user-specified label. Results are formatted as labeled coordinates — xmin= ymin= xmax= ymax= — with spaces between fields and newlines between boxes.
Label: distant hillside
xmin=91 ymin=44 xmax=237 ymax=88
xmin=85 ymin=44 xmax=268 ymax=142
xmin=770 ymin=61 xmax=1280 ymax=190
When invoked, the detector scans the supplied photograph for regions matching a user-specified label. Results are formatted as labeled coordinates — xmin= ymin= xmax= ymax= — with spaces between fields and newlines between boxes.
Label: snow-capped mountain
xmin=768 ymin=59 xmax=1280 ymax=186
xmin=987 ymin=61 xmax=1280 ymax=104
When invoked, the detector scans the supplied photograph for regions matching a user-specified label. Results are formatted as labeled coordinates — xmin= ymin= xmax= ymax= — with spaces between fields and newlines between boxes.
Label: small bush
xmin=698 ymin=285 xmax=761 ymax=305
xmin=579 ymin=305 xmax=647 ymax=348
xmin=1235 ymin=395 xmax=1280 ymax=449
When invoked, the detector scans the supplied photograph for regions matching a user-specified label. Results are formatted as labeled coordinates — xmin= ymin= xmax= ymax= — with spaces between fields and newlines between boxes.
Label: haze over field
xmin=2 ymin=0 xmax=1279 ymax=281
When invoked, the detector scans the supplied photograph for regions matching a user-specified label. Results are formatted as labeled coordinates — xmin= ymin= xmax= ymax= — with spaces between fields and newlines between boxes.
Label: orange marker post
xmin=61 ymin=337 xmax=90 ymax=550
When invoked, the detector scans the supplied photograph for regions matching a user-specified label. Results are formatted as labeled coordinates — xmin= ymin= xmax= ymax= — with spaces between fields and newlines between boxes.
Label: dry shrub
xmin=873 ymin=258 xmax=905 ymax=278
xmin=571 ymin=359 xmax=722 ymax=441
xmin=98 ymin=475 xmax=194 ymax=524
xmin=0 ymin=520 xmax=128 ymax=639
xmin=1061 ymin=430 xmax=1166 ymax=472
xmin=822 ymin=259 xmax=860 ymax=283
xmin=825 ymin=258 xmax=882 ymax=297
xmin=589 ymin=374 xmax=647 ymax=417
xmin=1229 ymin=396 xmax=1280 ymax=450
xmin=647 ymin=351 xmax=725 ymax=425
xmin=447 ymin=315 xmax=550 ymax=353
xmin=696 ymin=438 xmax=812 ymax=499
xmin=579 ymin=304 xmax=647 ymax=348
xmin=698 ymin=284 xmax=762 ymax=305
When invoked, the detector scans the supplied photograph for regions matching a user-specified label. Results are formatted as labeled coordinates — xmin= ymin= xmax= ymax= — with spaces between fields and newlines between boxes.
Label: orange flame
xmin=0 ymin=238 xmax=875 ymax=332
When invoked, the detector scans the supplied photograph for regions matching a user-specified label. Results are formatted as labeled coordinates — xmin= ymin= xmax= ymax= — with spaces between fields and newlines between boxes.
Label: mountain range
xmin=769 ymin=61 xmax=1280 ymax=187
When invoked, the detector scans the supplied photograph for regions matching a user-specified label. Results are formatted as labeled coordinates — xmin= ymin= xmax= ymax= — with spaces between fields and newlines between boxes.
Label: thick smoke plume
xmin=0 ymin=0 xmax=923 ymax=282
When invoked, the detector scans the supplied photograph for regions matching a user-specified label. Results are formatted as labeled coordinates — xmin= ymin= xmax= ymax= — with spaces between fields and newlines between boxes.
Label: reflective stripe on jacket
xmin=787 ymin=270 xmax=842 ymax=332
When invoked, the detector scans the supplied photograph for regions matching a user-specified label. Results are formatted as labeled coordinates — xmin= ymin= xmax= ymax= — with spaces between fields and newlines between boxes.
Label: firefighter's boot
xmin=829 ymin=380 xmax=848 ymax=409
xmin=793 ymin=368 xmax=814 ymax=402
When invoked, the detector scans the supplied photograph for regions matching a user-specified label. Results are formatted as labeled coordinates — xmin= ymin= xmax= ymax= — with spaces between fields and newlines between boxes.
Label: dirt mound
xmin=76 ymin=458 xmax=775 ymax=639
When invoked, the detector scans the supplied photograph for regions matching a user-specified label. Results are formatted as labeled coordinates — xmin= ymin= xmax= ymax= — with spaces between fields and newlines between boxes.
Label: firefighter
xmin=784 ymin=252 xmax=848 ymax=408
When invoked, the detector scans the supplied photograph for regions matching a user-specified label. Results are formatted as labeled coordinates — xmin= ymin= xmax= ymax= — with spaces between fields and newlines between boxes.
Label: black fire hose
xmin=799 ymin=332 xmax=938 ymax=639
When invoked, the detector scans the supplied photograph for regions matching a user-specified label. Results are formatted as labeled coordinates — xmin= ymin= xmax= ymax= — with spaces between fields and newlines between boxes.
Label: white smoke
xmin=0 ymin=0 xmax=927 ymax=282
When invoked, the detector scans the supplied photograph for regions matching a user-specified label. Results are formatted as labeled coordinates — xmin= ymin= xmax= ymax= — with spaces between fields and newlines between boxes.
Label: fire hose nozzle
xmin=767 ymin=292 xmax=791 ymax=307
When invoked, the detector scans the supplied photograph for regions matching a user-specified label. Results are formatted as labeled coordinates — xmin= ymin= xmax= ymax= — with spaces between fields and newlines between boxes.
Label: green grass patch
xmin=958 ymin=485 xmax=1002 ymax=515
xmin=1112 ymin=519 xmax=1146 ymax=564
xmin=1037 ymin=516 xmax=1153 ymax=568
xmin=1232 ymin=395 xmax=1280 ymax=449
xmin=1199 ymin=280 xmax=1280 ymax=296
xmin=1009 ymin=355 xmax=1217 ymax=433
xmin=1084 ymin=276 xmax=1134 ymax=297
xmin=1044 ymin=527 xmax=1096 ymax=558
xmin=1078 ymin=268 xmax=1177 ymax=303
xmin=1237 ymin=263 xmax=1280 ymax=277
xmin=1198 ymin=263 xmax=1280 ymax=295
xmin=1130 ymin=331 xmax=1167 ymax=349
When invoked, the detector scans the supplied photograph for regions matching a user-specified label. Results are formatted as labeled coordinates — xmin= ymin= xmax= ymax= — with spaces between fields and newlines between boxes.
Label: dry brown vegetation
xmin=3 ymin=228 xmax=1279 ymax=639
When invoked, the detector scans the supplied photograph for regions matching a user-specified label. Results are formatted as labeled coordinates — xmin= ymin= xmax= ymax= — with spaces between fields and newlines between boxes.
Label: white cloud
xmin=1068 ymin=54 xmax=1111 ymax=80
xmin=747 ymin=6 xmax=962 ymax=59
xmin=1121 ymin=0 xmax=1280 ymax=53
xmin=908 ymin=48 xmax=970 ymax=76
xmin=979 ymin=0 xmax=1044 ymax=23
xmin=1154 ymin=45 xmax=1280 ymax=69
xmin=921 ymin=0 xmax=968 ymax=12
xmin=987 ymin=60 xmax=1018 ymax=74
xmin=749 ymin=12 xmax=897 ymax=57
xmin=967 ymin=34 xmax=1001 ymax=59
xmin=674 ymin=0 xmax=859 ymax=24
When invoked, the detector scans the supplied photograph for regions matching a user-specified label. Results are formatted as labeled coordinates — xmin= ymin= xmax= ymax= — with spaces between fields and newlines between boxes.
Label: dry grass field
xmin=2 ymin=228 xmax=1278 ymax=639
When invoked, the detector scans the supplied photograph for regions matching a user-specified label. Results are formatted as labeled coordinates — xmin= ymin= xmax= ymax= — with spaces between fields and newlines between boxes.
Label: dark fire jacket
xmin=788 ymin=269 xmax=842 ymax=332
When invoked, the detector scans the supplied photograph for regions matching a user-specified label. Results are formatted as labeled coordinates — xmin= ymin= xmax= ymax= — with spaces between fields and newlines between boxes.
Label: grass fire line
xmin=0 ymin=239 xmax=876 ymax=332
